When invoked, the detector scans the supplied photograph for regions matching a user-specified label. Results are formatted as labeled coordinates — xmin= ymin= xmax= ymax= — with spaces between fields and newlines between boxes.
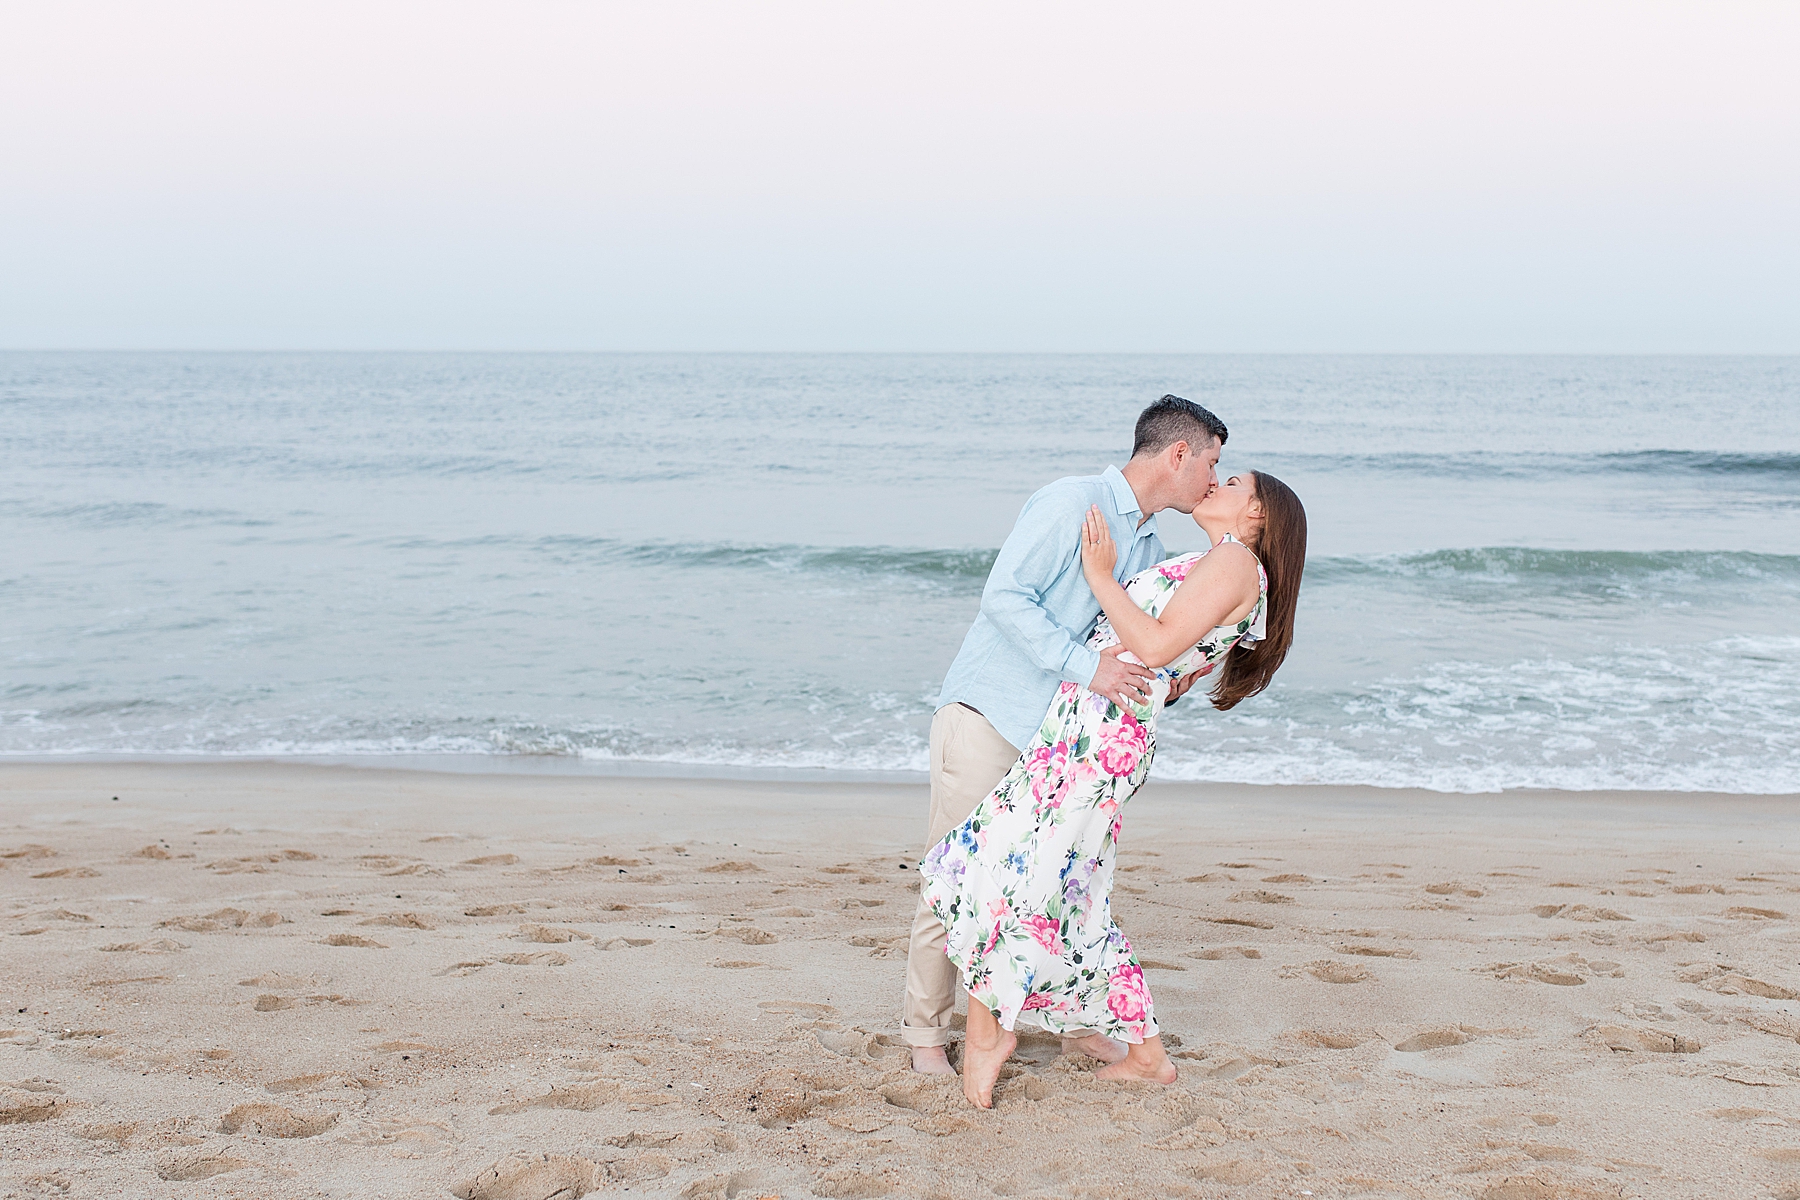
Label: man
xmin=902 ymin=394 xmax=1229 ymax=1074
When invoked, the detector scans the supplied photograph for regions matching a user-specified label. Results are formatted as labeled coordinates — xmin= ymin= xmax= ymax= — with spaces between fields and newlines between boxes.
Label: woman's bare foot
xmin=1061 ymin=1032 xmax=1128 ymax=1064
xmin=1094 ymin=1035 xmax=1178 ymax=1084
xmin=910 ymin=1045 xmax=957 ymax=1076
xmin=960 ymin=1002 xmax=1016 ymax=1109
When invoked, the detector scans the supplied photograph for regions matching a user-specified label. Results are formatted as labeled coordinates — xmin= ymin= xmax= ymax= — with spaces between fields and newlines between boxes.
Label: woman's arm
xmin=1079 ymin=506 xmax=1258 ymax=669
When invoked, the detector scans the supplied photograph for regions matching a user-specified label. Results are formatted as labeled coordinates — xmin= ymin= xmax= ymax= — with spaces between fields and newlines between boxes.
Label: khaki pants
xmin=899 ymin=703 xmax=1020 ymax=1048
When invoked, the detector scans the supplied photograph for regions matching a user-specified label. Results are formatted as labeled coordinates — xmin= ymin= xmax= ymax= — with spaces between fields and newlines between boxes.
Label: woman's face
xmin=1194 ymin=471 xmax=1261 ymax=530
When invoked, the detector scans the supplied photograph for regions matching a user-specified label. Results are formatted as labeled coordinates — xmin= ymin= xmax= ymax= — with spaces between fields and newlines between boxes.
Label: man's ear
xmin=1167 ymin=440 xmax=1189 ymax=468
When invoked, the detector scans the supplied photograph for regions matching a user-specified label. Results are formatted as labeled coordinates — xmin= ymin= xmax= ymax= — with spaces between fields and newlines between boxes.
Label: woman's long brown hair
xmin=1210 ymin=470 xmax=1306 ymax=711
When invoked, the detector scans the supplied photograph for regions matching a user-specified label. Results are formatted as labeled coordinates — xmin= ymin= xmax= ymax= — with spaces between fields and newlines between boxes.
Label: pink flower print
xmin=1095 ymin=711 xmax=1148 ymax=778
xmin=1020 ymin=991 xmax=1053 ymax=1011
xmin=987 ymin=897 xmax=1012 ymax=920
xmin=1159 ymin=559 xmax=1194 ymax=584
xmin=982 ymin=922 xmax=1001 ymax=956
xmin=1106 ymin=963 xmax=1151 ymax=1025
xmin=1019 ymin=913 xmax=1064 ymax=956
xmin=1024 ymin=740 xmax=1072 ymax=805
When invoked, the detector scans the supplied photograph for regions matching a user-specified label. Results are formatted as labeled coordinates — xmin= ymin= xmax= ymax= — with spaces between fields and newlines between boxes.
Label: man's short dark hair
xmin=1131 ymin=394 xmax=1227 ymax=458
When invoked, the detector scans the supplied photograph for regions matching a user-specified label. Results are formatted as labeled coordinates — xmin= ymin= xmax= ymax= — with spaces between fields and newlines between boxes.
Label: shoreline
xmin=3 ymin=761 xmax=1798 ymax=1197
xmin=4 ymin=753 xmax=1796 ymax=799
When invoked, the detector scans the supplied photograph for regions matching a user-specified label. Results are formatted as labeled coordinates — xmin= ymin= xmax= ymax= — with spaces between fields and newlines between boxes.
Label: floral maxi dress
xmin=920 ymin=536 xmax=1266 ymax=1044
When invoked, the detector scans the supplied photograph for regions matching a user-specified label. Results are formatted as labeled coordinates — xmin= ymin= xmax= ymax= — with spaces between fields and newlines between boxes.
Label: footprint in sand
xmin=465 ymin=903 xmax=526 ymax=916
xmin=713 ymin=927 xmax=777 ymax=945
xmin=263 ymin=1073 xmax=341 ymax=1093
xmin=359 ymin=912 xmax=439 ymax=929
xmin=1337 ymin=943 xmax=1417 ymax=959
xmin=494 ymin=951 xmax=570 ymax=967
xmin=517 ymin=923 xmax=594 ymax=944
xmin=759 ymin=1000 xmax=836 ymax=1017
xmin=847 ymin=934 xmax=908 ymax=957
xmin=77 ymin=1121 xmax=137 ymax=1144
xmin=1185 ymin=946 xmax=1262 ymax=960
xmin=98 ymin=938 xmax=188 ymax=954
xmin=38 ymin=909 xmax=92 ymax=923
xmin=31 ymin=866 xmax=99 ymax=879
xmin=1678 ymin=963 xmax=1800 ymax=999
xmin=1207 ymin=915 xmax=1274 ymax=930
xmin=1586 ymin=1024 xmax=1702 ymax=1053
xmin=489 ymin=1082 xmax=621 ymax=1115
xmin=1 ymin=845 xmax=56 ymax=861
xmin=1228 ymin=889 xmax=1295 ymax=905
xmin=700 ymin=860 xmax=765 ymax=875
xmin=1723 ymin=906 xmax=1787 ymax=921
xmin=0 ymin=1085 xmax=67 ymax=1124
xmin=161 ymin=908 xmax=286 ymax=932
xmin=157 ymin=1152 xmax=253 ymax=1181
xmin=1482 ymin=954 xmax=1621 ymax=986
xmin=322 ymin=934 xmax=387 ymax=948
xmin=239 ymin=972 xmax=315 ymax=989
xmin=1278 ymin=960 xmax=1372 ymax=984
xmin=1285 ymin=1030 xmax=1369 ymax=1049
xmin=206 ymin=850 xmax=317 ymax=874
xmin=462 ymin=854 xmax=519 ymax=866
xmin=1393 ymin=1028 xmax=1471 ymax=1052
xmin=452 ymin=1154 xmax=604 ymax=1200
xmin=1532 ymin=904 xmax=1631 ymax=922
xmin=219 ymin=1102 xmax=339 ymax=1138
xmin=596 ymin=937 xmax=652 ymax=951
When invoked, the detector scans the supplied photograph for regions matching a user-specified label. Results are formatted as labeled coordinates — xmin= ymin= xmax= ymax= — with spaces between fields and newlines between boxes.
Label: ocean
xmin=3 ymin=352 xmax=1797 ymax=793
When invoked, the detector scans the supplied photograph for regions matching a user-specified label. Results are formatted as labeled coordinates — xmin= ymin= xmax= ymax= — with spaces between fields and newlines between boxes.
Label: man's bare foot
xmin=1061 ymin=1032 xmax=1128 ymax=1064
xmin=1094 ymin=1035 xmax=1178 ymax=1084
xmin=910 ymin=1045 xmax=957 ymax=1076
xmin=961 ymin=1004 xmax=1016 ymax=1109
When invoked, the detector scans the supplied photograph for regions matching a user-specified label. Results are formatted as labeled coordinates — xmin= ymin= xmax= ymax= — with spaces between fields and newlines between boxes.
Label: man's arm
xmin=980 ymin=489 xmax=1100 ymax=683
xmin=980 ymin=488 xmax=1154 ymax=706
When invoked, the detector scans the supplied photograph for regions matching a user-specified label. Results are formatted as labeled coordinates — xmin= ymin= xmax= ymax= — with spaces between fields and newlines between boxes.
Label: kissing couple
xmin=899 ymin=394 xmax=1308 ymax=1108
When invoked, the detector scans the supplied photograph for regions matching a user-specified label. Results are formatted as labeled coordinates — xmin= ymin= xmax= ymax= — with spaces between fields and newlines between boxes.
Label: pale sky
xmin=2 ymin=2 xmax=1796 ymax=352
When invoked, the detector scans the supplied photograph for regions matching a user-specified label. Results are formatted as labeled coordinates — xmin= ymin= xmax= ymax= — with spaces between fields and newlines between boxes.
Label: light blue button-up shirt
xmin=938 ymin=466 xmax=1165 ymax=750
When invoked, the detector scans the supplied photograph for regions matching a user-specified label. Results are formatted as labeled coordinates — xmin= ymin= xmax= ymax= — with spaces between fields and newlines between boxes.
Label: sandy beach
xmin=2 ymin=763 xmax=1797 ymax=1199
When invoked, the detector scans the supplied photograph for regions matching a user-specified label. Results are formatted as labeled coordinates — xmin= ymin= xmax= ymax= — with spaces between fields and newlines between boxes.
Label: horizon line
xmin=3 ymin=347 xmax=1798 ymax=358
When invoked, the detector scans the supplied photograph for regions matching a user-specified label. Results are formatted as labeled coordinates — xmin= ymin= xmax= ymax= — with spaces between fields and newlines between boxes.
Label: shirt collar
xmin=1103 ymin=465 xmax=1159 ymax=540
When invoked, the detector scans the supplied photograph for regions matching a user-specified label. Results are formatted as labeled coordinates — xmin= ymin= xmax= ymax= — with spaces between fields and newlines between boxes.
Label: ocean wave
xmin=1260 ymin=449 xmax=1800 ymax=480
xmin=1307 ymin=546 xmax=1800 ymax=585
xmin=545 ymin=537 xmax=1000 ymax=582
xmin=4 ymin=735 xmax=1794 ymax=794
xmin=526 ymin=538 xmax=1800 ymax=590
xmin=1599 ymin=450 xmax=1800 ymax=477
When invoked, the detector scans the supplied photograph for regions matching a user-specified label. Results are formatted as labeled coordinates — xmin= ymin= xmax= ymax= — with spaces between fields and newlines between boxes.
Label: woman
xmin=919 ymin=470 xmax=1306 ymax=1108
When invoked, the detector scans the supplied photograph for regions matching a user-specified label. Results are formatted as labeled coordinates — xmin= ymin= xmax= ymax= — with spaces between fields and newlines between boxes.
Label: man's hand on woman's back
xmin=1090 ymin=644 xmax=1155 ymax=708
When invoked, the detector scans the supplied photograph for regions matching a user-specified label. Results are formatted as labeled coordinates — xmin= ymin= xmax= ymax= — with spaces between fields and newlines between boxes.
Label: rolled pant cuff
xmin=898 ymin=1022 xmax=954 ymax=1049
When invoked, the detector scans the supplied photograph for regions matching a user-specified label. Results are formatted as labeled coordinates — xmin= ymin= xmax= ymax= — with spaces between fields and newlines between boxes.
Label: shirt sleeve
xmin=978 ymin=487 xmax=1103 ymax=688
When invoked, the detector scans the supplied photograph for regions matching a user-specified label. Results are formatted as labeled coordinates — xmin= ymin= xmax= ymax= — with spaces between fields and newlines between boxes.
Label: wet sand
xmin=2 ymin=762 xmax=1797 ymax=1199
